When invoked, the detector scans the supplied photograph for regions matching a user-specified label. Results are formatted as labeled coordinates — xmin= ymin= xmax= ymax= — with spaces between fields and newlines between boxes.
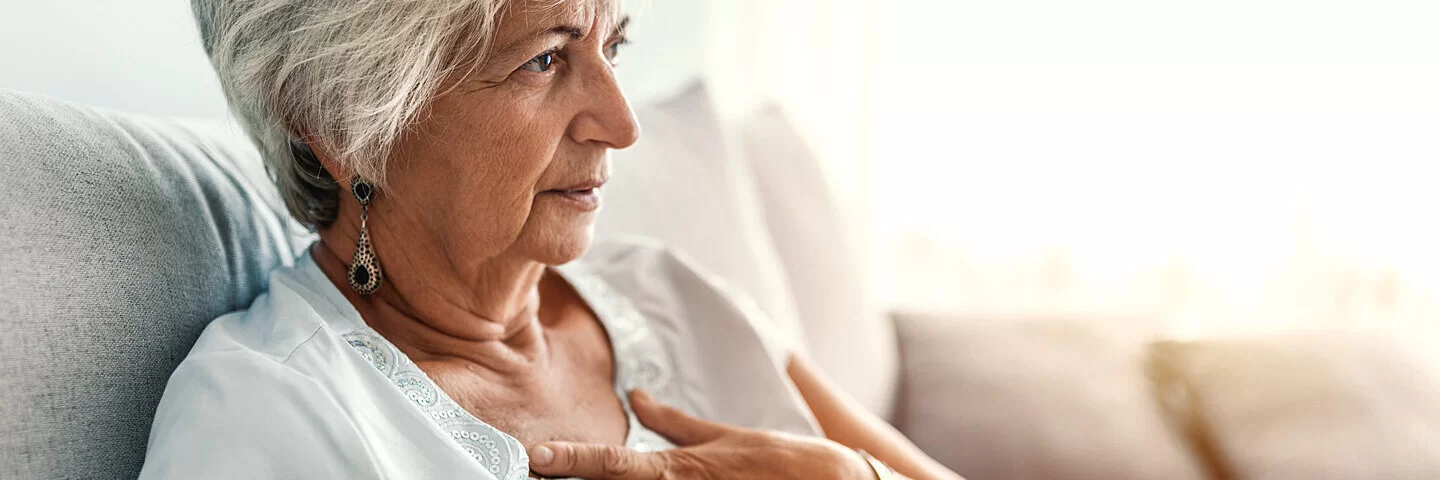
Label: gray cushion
xmin=0 ymin=89 xmax=309 ymax=479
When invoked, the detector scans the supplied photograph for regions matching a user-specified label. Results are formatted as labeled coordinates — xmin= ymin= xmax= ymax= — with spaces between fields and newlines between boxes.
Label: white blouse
xmin=139 ymin=237 xmax=820 ymax=479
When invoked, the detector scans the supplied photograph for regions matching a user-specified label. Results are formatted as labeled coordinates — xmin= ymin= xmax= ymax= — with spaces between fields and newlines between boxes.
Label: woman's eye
xmin=519 ymin=51 xmax=555 ymax=73
xmin=603 ymin=39 xmax=628 ymax=64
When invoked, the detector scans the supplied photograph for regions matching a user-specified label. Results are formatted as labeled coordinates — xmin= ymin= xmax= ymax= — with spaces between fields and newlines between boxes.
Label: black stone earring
xmin=347 ymin=178 xmax=383 ymax=295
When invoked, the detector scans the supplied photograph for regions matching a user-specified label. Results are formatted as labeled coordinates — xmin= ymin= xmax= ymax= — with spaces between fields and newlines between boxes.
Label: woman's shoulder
xmin=179 ymin=250 xmax=367 ymax=370
xmin=153 ymin=276 xmax=342 ymax=428
xmin=142 ymin=323 xmax=379 ymax=478
xmin=179 ymin=262 xmax=336 ymax=371
xmin=141 ymin=265 xmax=384 ymax=477
xmin=147 ymin=259 xmax=354 ymax=443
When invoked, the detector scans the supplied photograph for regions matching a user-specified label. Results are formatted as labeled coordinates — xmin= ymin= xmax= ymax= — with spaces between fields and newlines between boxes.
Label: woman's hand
xmin=527 ymin=389 xmax=881 ymax=480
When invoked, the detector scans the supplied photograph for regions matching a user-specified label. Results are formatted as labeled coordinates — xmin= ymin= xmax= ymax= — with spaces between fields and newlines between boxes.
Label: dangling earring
xmin=347 ymin=178 xmax=383 ymax=295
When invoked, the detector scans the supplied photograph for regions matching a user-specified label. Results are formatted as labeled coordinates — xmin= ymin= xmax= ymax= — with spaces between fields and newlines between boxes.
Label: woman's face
xmin=377 ymin=0 xmax=636 ymax=268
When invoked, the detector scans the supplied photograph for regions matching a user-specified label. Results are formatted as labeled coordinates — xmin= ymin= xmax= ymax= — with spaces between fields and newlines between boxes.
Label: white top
xmin=139 ymin=237 xmax=820 ymax=479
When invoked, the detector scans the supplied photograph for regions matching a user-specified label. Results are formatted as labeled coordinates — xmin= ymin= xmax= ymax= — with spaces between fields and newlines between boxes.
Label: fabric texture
xmin=892 ymin=312 xmax=1211 ymax=480
xmin=0 ymin=89 xmax=310 ymax=479
xmin=140 ymin=238 xmax=819 ymax=479
xmin=1151 ymin=335 xmax=1440 ymax=480
xmin=740 ymin=104 xmax=899 ymax=418
xmin=598 ymin=81 xmax=807 ymax=352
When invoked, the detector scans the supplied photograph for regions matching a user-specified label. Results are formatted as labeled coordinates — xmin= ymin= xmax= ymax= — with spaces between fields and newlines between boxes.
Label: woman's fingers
xmin=528 ymin=442 xmax=666 ymax=480
xmin=629 ymin=389 xmax=731 ymax=446
xmin=527 ymin=390 xmax=735 ymax=478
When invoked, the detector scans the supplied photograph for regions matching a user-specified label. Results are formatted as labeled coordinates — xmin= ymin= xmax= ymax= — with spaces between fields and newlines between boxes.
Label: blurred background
xmin=6 ymin=0 xmax=1436 ymax=342
xmin=869 ymin=0 xmax=1440 ymax=343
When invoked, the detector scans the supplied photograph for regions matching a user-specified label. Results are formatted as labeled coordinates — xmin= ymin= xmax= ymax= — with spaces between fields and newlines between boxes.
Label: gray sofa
xmin=0 ymin=90 xmax=309 ymax=478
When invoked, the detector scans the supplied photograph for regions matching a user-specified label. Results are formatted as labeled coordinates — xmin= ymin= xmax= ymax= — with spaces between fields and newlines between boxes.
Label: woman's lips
xmin=541 ymin=187 xmax=601 ymax=211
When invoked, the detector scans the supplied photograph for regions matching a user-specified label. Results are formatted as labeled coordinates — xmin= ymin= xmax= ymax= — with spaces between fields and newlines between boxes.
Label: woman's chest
xmin=422 ymin=336 xmax=632 ymax=447
xmin=453 ymin=378 xmax=630 ymax=447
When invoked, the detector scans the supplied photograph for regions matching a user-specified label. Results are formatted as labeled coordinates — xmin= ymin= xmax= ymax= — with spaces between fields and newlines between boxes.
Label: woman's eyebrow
xmin=611 ymin=15 xmax=630 ymax=38
xmin=514 ymin=24 xmax=584 ymax=48
xmin=490 ymin=24 xmax=584 ymax=63
xmin=488 ymin=14 xmax=630 ymax=67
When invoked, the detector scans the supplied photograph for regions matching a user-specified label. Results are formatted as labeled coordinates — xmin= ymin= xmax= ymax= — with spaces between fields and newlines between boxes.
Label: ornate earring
xmin=347 ymin=178 xmax=383 ymax=295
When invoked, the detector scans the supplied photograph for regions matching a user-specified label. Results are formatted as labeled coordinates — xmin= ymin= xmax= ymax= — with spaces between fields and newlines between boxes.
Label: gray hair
xmin=192 ymin=0 xmax=511 ymax=229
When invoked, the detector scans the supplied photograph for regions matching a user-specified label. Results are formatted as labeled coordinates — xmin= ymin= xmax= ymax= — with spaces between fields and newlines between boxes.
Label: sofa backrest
xmin=0 ymin=89 xmax=309 ymax=479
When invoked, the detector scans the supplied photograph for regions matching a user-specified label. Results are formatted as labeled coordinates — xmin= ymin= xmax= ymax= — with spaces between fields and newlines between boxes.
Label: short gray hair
xmin=192 ymin=0 xmax=510 ymax=229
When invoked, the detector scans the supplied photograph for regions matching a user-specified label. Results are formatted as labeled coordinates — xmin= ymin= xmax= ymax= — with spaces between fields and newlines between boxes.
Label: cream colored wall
xmin=0 ymin=1 xmax=724 ymax=124
xmin=0 ymin=2 xmax=229 ymax=121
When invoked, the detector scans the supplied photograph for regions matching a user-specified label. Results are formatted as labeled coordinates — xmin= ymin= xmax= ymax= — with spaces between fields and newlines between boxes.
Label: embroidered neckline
xmin=343 ymin=330 xmax=529 ymax=478
xmin=336 ymin=262 xmax=678 ymax=479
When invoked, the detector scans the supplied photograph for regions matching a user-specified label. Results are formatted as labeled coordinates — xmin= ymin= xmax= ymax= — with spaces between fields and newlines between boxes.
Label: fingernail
xmin=631 ymin=388 xmax=651 ymax=402
xmin=529 ymin=445 xmax=554 ymax=466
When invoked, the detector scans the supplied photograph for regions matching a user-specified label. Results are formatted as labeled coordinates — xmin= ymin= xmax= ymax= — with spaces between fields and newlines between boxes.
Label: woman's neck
xmin=311 ymin=227 xmax=554 ymax=375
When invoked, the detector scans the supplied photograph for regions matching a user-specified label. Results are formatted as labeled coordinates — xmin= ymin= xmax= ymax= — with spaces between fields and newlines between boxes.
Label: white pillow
xmin=597 ymin=82 xmax=807 ymax=350
xmin=739 ymin=104 xmax=898 ymax=418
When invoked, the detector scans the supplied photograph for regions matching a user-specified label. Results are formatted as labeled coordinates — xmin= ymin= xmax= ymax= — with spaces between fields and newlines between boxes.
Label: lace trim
xmin=339 ymin=264 xmax=678 ymax=478
xmin=343 ymin=330 xmax=530 ymax=480
xmin=555 ymin=264 xmax=678 ymax=452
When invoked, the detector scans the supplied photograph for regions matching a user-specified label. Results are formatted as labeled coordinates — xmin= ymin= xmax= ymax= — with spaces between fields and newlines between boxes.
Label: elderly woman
xmin=140 ymin=1 xmax=961 ymax=479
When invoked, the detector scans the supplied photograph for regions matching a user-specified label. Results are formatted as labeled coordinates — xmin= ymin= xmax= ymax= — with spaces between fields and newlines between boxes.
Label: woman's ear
xmin=290 ymin=127 xmax=350 ymax=188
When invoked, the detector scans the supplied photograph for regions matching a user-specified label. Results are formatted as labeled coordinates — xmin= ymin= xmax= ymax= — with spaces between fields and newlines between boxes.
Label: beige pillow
xmin=740 ymin=104 xmax=899 ymax=418
xmin=597 ymin=81 xmax=807 ymax=348
xmin=894 ymin=313 xmax=1211 ymax=480
xmin=1151 ymin=335 xmax=1440 ymax=480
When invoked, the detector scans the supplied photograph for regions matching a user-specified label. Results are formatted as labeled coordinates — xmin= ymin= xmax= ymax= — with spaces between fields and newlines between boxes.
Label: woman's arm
xmin=788 ymin=355 xmax=965 ymax=480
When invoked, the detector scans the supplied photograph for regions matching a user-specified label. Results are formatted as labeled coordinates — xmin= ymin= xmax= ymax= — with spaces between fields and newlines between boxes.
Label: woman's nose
xmin=568 ymin=64 xmax=640 ymax=150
